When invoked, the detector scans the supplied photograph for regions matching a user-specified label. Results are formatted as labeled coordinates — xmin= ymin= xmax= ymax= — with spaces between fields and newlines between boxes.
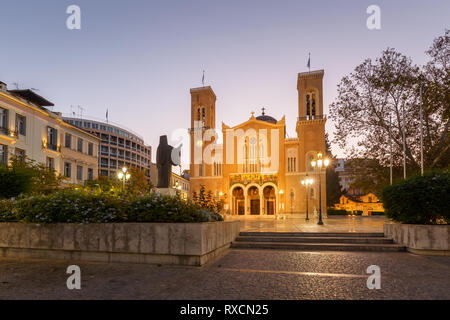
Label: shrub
xmin=0 ymin=166 xmax=35 ymax=199
xmin=0 ymin=190 xmax=223 ymax=224
xmin=381 ymin=171 xmax=450 ymax=224
xmin=327 ymin=209 xmax=347 ymax=215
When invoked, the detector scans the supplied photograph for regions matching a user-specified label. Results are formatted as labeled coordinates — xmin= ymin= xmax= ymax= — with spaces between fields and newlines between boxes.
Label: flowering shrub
xmin=0 ymin=190 xmax=223 ymax=224
xmin=382 ymin=171 xmax=450 ymax=224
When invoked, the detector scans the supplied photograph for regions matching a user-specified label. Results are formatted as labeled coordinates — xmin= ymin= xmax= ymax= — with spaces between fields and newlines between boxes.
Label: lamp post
xmin=117 ymin=167 xmax=131 ymax=191
xmin=301 ymin=176 xmax=314 ymax=221
xmin=279 ymin=190 xmax=284 ymax=214
xmin=311 ymin=152 xmax=329 ymax=225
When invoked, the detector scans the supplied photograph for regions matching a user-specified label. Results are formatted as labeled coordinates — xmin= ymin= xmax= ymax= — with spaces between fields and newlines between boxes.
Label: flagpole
xmin=308 ymin=53 xmax=311 ymax=73
xmin=389 ymin=114 xmax=393 ymax=185
xmin=420 ymin=86 xmax=424 ymax=176
xmin=402 ymin=104 xmax=406 ymax=179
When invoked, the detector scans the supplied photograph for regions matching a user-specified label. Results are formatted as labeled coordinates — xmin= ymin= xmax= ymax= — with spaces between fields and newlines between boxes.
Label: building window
xmin=64 ymin=162 xmax=72 ymax=178
xmin=15 ymin=114 xmax=26 ymax=136
xmin=76 ymin=165 xmax=83 ymax=181
xmin=0 ymin=108 xmax=8 ymax=134
xmin=88 ymin=143 xmax=94 ymax=156
xmin=14 ymin=148 xmax=25 ymax=162
xmin=0 ymin=144 xmax=7 ymax=165
xmin=199 ymin=163 xmax=203 ymax=177
xmin=65 ymin=133 xmax=72 ymax=148
xmin=46 ymin=157 xmax=54 ymax=169
xmin=47 ymin=127 xmax=58 ymax=151
xmin=87 ymin=168 xmax=94 ymax=181
xmin=77 ymin=138 xmax=83 ymax=153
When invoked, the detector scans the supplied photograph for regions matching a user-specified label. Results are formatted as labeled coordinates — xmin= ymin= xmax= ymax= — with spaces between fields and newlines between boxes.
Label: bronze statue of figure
xmin=156 ymin=135 xmax=182 ymax=188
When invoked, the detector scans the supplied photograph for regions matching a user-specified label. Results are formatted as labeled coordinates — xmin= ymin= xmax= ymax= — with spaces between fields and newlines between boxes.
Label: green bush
xmin=327 ymin=209 xmax=348 ymax=215
xmin=0 ymin=190 xmax=223 ymax=224
xmin=382 ymin=172 xmax=450 ymax=224
xmin=371 ymin=211 xmax=385 ymax=216
xmin=0 ymin=166 xmax=35 ymax=199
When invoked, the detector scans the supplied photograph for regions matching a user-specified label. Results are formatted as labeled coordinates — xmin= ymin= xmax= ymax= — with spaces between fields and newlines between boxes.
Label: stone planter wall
xmin=0 ymin=221 xmax=241 ymax=266
xmin=384 ymin=223 xmax=450 ymax=256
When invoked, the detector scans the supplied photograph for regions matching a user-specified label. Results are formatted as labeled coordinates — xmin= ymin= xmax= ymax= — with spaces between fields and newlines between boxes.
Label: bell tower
xmin=296 ymin=70 xmax=327 ymax=212
xmin=190 ymin=86 xmax=216 ymax=130
xmin=189 ymin=86 xmax=216 ymax=180
xmin=297 ymin=70 xmax=324 ymax=119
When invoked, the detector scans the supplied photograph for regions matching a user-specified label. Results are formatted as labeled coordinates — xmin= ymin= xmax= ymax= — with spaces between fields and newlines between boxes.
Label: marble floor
xmin=225 ymin=215 xmax=387 ymax=233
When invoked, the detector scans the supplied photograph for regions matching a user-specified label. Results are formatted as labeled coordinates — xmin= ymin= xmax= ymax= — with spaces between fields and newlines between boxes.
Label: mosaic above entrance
xmin=230 ymin=173 xmax=278 ymax=187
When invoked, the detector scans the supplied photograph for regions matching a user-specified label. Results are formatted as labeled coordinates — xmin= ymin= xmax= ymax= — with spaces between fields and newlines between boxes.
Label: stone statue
xmin=156 ymin=135 xmax=182 ymax=188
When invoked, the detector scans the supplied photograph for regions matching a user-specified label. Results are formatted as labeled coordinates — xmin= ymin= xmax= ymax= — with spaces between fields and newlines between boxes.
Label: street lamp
xmin=301 ymin=176 xmax=314 ymax=221
xmin=279 ymin=190 xmax=284 ymax=214
xmin=311 ymin=152 xmax=330 ymax=225
xmin=117 ymin=167 xmax=131 ymax=191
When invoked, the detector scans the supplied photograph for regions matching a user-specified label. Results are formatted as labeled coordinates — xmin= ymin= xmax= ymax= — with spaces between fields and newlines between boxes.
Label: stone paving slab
xmin=0 ymin=248 xmax=449 ymax=300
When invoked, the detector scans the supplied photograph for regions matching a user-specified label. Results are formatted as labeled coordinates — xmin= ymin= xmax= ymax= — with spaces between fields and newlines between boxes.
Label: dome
xmin=256 ymin=114 xmax=277 ymax=124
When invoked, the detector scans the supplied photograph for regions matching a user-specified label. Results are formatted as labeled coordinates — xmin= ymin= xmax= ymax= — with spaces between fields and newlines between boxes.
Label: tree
xmin=325 ymin=134 xmax=343 ymax=206
xmin=127 ymin=167 xmax=153 ymax=194
xmin=8 ymin=155 xmax=65 ymax=195
xmin=329 ymin=30 xmax=449 ymax=193
xmin=192 ymin=185 xmax=223 ymax=214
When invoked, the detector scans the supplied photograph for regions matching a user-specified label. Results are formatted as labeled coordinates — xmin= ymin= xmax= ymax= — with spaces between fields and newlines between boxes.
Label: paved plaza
xmin=1 ymin=216 xmax=448 ymax=300
xmin=0 ymin=217 xmax=450 ymax=300
xmin=0 ymin=249 xmax=449 ymax=300
xmin=230 ymin=215 xmax=387 ymax=233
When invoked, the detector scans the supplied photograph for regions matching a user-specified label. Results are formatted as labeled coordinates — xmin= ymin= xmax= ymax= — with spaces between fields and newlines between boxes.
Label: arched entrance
xmin=232 ymin=186 xmax=245 ymax=215
xmin=263 ymin=185 xmax=276 ymax=215
xmin=247 ymin=186 xmax=260 ymax=215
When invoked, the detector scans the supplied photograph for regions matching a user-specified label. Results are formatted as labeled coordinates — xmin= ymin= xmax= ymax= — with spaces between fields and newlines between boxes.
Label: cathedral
xmin=189 ymin=70 xmax=327 ymax=216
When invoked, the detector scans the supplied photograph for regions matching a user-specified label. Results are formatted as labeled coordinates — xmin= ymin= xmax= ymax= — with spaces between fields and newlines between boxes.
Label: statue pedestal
xmin=156 ymin=188 xmax=177 ymax=197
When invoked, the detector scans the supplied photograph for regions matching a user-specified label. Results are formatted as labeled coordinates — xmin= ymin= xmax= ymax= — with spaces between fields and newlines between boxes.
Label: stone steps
xmin=239 ymin=232 xmax=385 ymax=238
xmin=231 ymin=232 xmax=405 ymax=252
xmin=235 ymin=236 xmax=394 ymax=244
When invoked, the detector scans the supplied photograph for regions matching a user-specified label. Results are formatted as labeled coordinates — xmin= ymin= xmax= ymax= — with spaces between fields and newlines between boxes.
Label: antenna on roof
xmin=30 ymin=88 xmax=40 ymax=92
xmin=77 ymin=105 xmax=85 ymax=120
xmin=12 ymin=82 xmax=19 ymax=89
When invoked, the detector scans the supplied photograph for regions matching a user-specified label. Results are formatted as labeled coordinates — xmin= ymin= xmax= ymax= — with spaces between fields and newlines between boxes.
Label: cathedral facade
xmin=189 ymin=70 xmax=327 ymax=216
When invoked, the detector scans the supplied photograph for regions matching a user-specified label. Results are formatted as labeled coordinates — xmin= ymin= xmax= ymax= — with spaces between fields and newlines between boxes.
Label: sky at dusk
xmin=0 ymin=0 xmax=449 ymax=168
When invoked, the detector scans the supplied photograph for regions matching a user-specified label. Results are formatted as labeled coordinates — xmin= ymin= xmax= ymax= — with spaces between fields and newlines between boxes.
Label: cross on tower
xmin=261 ymin=107 xmax=266 ymax=116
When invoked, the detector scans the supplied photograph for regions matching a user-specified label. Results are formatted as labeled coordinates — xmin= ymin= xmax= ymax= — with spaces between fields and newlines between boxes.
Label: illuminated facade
xmin=189 ymin=70 xmax=327 ymax=216
xmin=0 ymin=82 xmax=99 ymax=184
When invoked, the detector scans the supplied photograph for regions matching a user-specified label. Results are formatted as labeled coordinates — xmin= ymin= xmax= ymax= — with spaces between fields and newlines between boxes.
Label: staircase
xmin=231 ymin=232 xmax=405 ymax=252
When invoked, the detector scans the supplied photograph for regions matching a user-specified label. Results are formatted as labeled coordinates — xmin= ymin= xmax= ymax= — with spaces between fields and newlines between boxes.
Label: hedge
xmin=0 ymin=190 xmax=223 ymax=224
xmin=381 ymin=172 xmax=450 ymax=224
xmin=327 ymin=209 xmax=347 ymax=215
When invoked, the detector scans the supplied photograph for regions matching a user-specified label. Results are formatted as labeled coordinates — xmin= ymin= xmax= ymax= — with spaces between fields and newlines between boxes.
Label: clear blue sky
xmin=0 ymin=0 xmax=448 ymax=165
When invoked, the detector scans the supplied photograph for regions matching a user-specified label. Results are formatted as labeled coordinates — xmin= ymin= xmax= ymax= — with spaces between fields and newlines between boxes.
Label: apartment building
xmin=63 ymin=117 xmax=151 ymax=181
xmin=0 ymin=81 xmax=99 ymax=184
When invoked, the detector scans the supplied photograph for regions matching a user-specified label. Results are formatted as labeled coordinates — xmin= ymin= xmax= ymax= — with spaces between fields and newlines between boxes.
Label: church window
xmin=311 ymin=93 xmax=316 ymax=117
xmin=306 ymin=94 xmax=310 ymax=118
xmin=287 ymin=157 xmax=296 ymax=172
xmin=199 ymin=163 xmax=204 ymax=177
